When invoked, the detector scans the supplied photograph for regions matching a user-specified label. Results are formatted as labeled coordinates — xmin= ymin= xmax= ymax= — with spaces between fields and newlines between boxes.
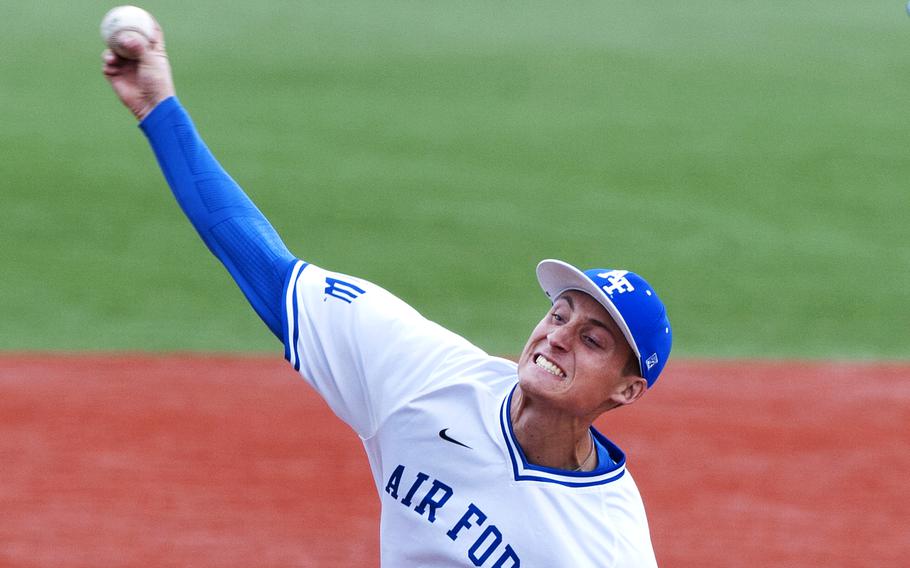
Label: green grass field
xmin=2 ymin=1 xmax=908 ymax=358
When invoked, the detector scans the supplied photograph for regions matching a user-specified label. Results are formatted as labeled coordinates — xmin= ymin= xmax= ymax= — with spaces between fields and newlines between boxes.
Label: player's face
xmin=517 ymin=290 xmax=643 ymax=418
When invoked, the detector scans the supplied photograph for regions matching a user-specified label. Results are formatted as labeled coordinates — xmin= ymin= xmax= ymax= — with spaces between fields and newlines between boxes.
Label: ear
xmin=612 ymin=377 xmax=648 ymax=406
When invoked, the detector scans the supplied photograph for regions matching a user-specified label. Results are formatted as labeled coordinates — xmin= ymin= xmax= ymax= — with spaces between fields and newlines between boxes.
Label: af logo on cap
xmin=598 ymin=270 xmax=635 ymax=295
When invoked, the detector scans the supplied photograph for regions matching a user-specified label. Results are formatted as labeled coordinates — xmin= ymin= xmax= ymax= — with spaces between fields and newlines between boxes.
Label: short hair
xmin=622 ymin=350 xmax=640 ymax=378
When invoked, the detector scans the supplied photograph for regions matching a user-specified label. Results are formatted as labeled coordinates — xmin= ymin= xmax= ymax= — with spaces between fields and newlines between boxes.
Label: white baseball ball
xmin=100 ymin=5 xmax=156 ymax=59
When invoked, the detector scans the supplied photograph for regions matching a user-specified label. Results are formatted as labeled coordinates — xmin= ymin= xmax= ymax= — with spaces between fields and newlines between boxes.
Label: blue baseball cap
xmin=536 ymin=259 xmax=672 ymax=387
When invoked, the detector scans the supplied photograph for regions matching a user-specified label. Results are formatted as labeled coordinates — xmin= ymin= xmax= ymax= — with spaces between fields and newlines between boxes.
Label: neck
xmin=509 ymin=386 xmax=598 ymax=472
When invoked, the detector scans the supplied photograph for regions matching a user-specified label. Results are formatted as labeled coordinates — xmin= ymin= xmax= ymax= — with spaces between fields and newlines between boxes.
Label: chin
xmin=517 ymin=363 xmax=570 ymax=396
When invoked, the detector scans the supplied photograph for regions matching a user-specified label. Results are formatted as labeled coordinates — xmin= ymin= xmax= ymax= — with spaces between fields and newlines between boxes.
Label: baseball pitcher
xmin=102 ymin=17 xmax=672 ymax=567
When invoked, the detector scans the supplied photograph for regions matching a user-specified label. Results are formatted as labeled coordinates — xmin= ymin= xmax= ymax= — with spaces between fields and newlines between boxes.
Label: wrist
xmin=138 ymin=96 xmax=180 ymax=130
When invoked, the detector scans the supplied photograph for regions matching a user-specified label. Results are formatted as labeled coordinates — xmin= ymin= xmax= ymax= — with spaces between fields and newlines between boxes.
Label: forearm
xmin=139 ymin=96 xmax=295 ymax=339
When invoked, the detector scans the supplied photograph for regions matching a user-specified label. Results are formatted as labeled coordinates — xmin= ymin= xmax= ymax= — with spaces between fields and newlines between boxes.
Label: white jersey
xmin=282 ymin=261 xmax=658 ymax=567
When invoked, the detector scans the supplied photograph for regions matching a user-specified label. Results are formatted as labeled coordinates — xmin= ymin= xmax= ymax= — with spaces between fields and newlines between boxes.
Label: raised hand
xmin=102 ymin=19 xmax=175 ymax=121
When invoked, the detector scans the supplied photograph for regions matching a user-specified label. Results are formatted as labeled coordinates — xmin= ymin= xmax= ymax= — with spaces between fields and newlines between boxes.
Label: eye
xmin=551 ymin=312 xmax=565 ymax=323
xmin=582 ymin=334 xmax=600 ymax=348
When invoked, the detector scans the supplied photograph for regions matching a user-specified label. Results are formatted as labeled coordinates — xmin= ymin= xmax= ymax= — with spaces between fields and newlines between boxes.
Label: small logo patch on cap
xmin=646 ymin=353 xmax=659 ymax=370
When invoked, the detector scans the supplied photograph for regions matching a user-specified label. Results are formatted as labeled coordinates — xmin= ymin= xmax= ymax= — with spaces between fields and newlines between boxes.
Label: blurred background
xmin=3 ymin=4 xmax=909 ymax=567
xmin=2 ymin=1 xmax=908 ymax=357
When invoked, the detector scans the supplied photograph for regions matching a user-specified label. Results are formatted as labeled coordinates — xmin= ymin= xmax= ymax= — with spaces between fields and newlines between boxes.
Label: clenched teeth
xmin=535 ymin=355 xmax=566 ymax=378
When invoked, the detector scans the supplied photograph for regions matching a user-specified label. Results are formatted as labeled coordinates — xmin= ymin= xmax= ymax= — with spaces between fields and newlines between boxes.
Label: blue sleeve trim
xmin=139 ymin=97 xmax=297 ymax=341
xmin=282 ymin=260 xmax=308 ymax=368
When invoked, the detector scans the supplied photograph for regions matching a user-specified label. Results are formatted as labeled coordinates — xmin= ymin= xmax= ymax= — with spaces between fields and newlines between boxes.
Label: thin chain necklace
xmin=573 ymin=433 xmax=596 ymax=472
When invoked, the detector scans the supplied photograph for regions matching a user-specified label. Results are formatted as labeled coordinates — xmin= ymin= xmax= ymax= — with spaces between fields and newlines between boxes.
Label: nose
xmin=547 ymin=325 xmax=571 ymax=352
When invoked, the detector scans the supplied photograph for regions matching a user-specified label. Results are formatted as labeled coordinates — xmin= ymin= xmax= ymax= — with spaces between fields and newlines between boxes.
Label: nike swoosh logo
xmin=439 ymin=428 xmax=472 ymax=449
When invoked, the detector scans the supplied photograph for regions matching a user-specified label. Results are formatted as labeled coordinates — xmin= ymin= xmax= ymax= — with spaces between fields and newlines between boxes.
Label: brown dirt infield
xmin=1 ymin=354 xmax=907 ymax=567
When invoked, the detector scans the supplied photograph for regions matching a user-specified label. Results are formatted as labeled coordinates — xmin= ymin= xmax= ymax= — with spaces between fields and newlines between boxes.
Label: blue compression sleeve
xmin=139 ymin=96 xmax=296 ymax=339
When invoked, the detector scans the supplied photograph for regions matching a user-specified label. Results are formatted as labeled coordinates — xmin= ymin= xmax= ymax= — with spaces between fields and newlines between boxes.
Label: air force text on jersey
xmin=385 ymin=463 xmax=520 ymax=567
